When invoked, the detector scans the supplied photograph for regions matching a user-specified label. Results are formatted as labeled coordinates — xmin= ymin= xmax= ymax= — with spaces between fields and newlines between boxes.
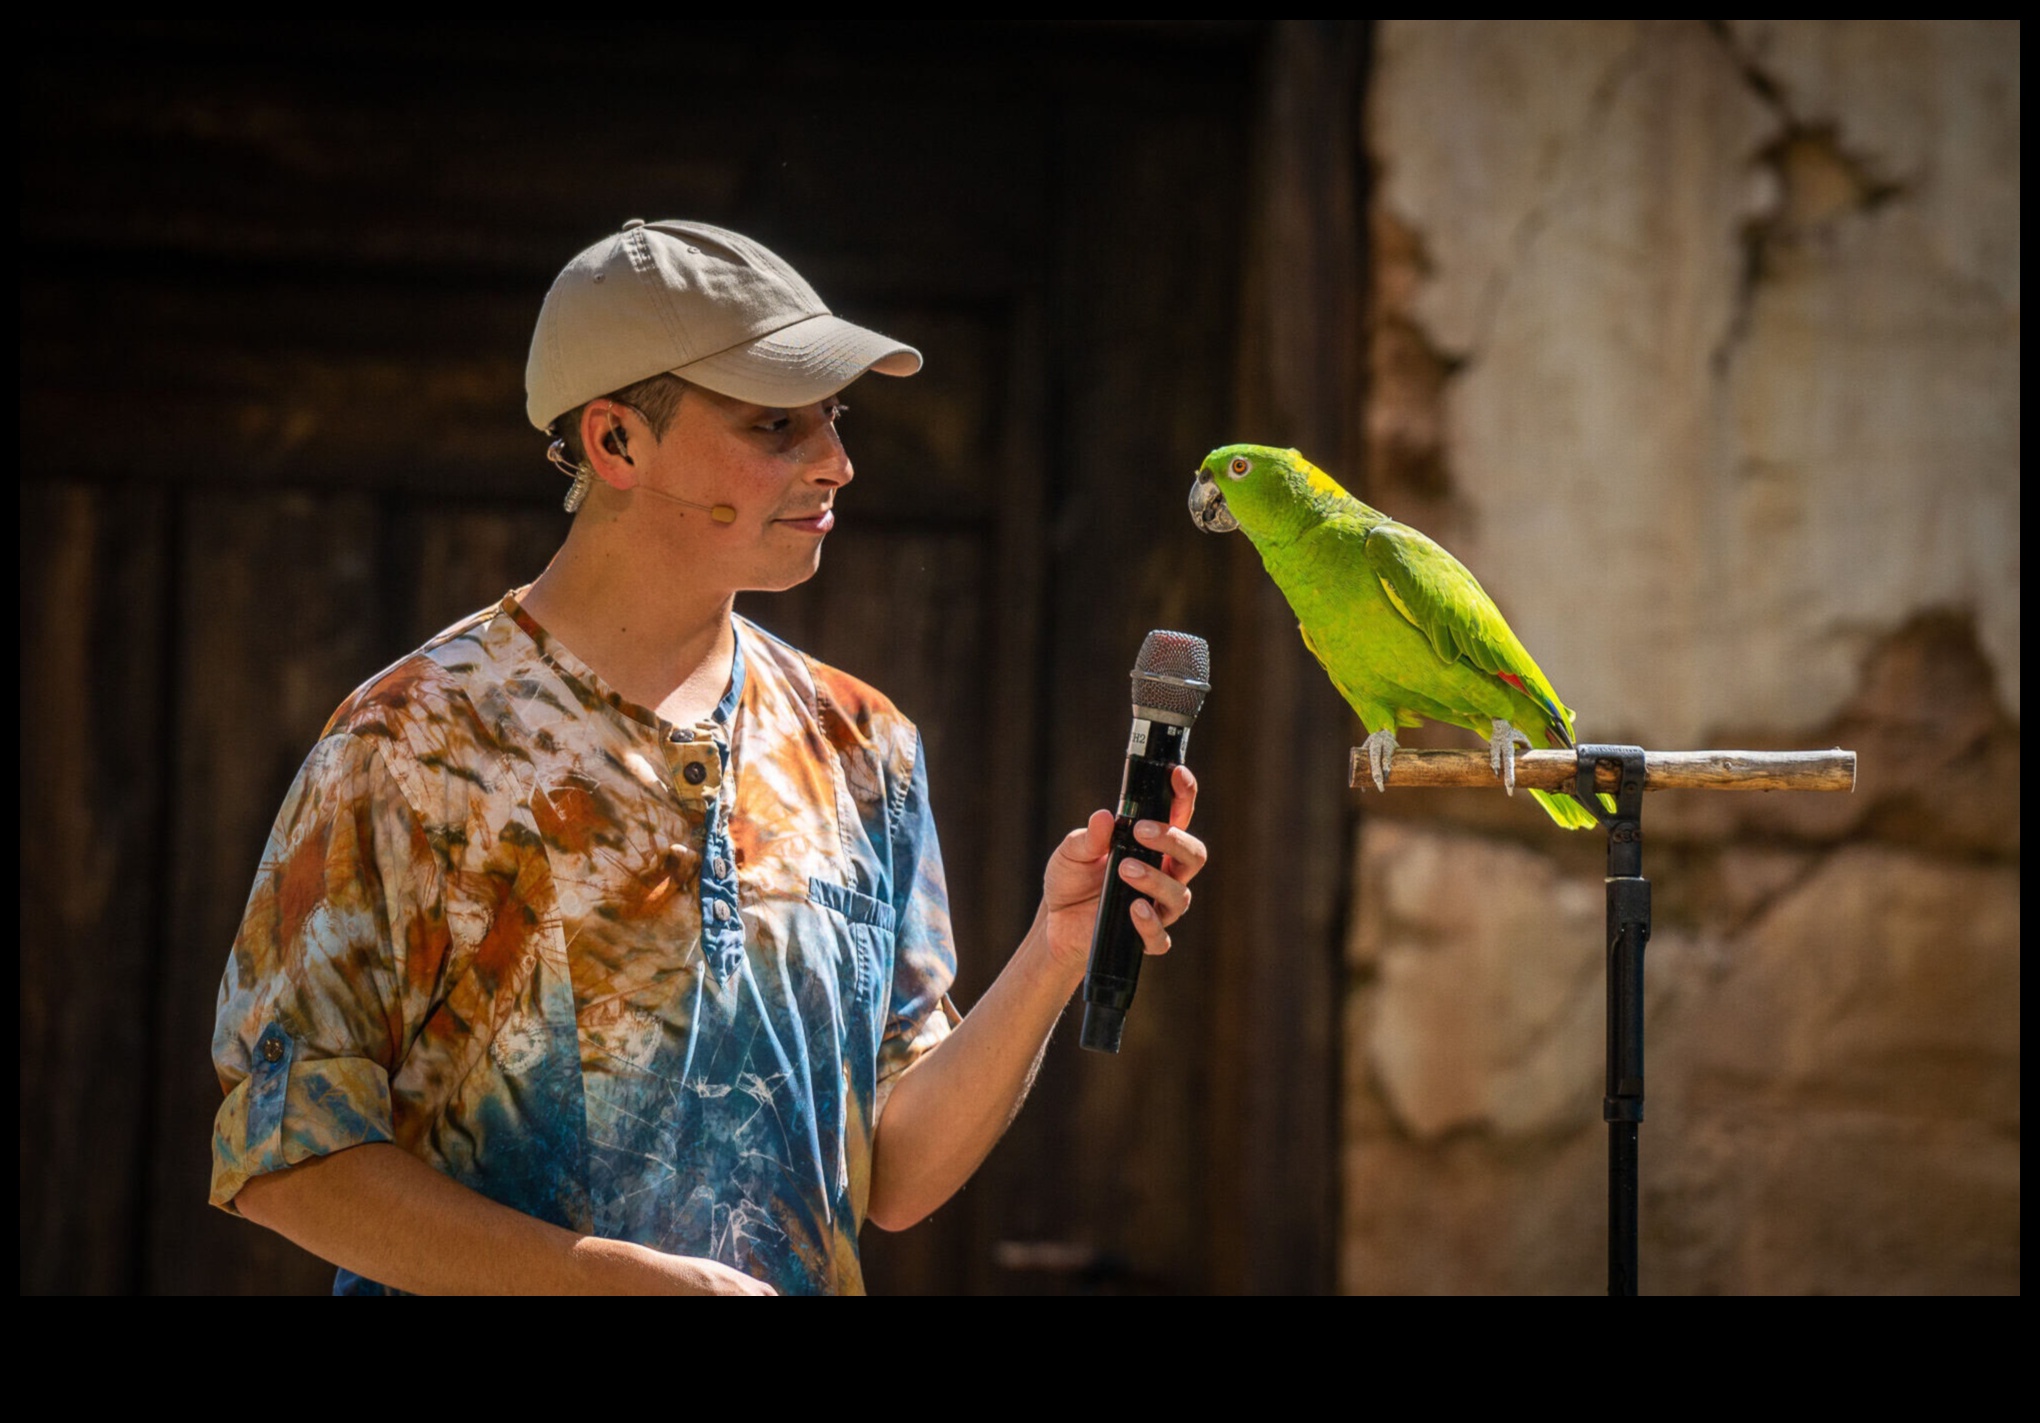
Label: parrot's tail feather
xmin=1530 ymin=787 xmax=1605 ymax=831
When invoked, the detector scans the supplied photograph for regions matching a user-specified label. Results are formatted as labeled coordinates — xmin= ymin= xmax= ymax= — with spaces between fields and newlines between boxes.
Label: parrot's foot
xmin=1489 ymin=719 xmax=1533 ymax=796
xmin=1362 ymin=730 xmax=1401 ymax=792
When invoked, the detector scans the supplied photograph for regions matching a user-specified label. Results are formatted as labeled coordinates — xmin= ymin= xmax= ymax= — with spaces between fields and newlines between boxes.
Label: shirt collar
xmin=714 ymin=624 xmax=746 ymax=728
xmin=503 ymin=589 xmax=745 ymax=740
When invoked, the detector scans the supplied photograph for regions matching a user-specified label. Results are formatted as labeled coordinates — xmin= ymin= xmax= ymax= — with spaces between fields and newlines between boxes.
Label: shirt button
xmin=261 ymin=1036 xmax=285 ymax=1064
xmin=714 ymin=857 xmax=731 ymax=878
xmin=713 ymin=901 xmax=732 ymax=923
xmin=683 ymin=762 xmax=707 ymax=785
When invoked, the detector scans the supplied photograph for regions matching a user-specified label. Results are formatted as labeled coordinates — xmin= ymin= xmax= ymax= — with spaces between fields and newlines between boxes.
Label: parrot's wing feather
xmin=1359 ymin=521 xmax=1516 ymax=672
xmin=1360 ymin=521 xmax=1575 ymax=743
xmin=1370 ymin=521 xmax=1534 ymax=668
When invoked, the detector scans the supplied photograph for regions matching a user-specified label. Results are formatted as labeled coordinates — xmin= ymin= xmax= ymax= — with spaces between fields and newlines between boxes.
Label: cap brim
xmin=672 ymin=313 xmax=922 ymax=407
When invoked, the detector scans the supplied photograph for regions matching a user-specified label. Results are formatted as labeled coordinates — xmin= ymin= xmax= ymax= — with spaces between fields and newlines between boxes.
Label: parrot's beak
xmin=1189 ymin=470 xmax=1239 ymax=533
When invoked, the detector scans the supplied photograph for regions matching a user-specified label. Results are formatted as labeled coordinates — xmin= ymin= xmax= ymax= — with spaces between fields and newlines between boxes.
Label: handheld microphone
xmin=1079 ymin=629 xmax=1211 ymax=1054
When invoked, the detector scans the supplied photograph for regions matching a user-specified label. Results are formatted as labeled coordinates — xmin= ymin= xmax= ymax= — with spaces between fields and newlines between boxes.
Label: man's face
xmin=616 ymin=383 xmax=855 ymax=594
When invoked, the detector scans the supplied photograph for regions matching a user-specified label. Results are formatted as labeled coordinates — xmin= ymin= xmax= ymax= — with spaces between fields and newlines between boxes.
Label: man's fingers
xmin=1084 ymin=808 xmax=1113 ymax=855
xmin=1118 ymin=856 xmax=1191 ymax=928
xmin=1046 ymin=770 xmax=1202 ymax=953
xmin=1056 ymin=810 xmax=1115 ymax=864
xmin=1132 ymin=819 xmax=1208 ymax=886
xmin=1168 ymin=765 xmax=1199 ymax=829
xmin=1130 ymin=896 xmax=1174 ymax=956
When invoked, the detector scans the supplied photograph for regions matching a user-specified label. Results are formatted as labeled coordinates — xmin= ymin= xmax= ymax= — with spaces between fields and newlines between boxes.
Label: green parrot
xmin=1190 ymin=443 xmax=1604 ymax=830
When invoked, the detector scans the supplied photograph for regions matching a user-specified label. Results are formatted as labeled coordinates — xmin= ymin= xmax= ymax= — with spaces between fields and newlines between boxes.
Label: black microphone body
xmin=1080 ymin=631 xmax=1210 ymax=1054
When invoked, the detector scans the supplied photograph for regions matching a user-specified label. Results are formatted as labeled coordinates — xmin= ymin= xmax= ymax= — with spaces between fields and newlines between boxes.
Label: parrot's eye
xmin=1227 ymin=456 xmax=1251 ymax=480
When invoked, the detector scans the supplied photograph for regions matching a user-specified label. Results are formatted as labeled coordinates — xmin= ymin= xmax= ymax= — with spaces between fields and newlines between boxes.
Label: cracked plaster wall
xmin=1371 ymin=19 xmax=2017 ymax=739
xmin=1345 ymin=20 xmax=2018 ymax=1295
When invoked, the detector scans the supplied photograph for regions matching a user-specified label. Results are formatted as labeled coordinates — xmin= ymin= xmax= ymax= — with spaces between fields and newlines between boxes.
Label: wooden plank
xmin=147 ymin=488 xmax=391 ymax=1294
xmin=22 ymin=272 xmax=555 ymax=500
xmin=19 ymin=30 xmax=1043 ymax=292
xmin=948 ymin=293 xmax=1053 ymax=1296
xmin=19 ymin=482 xmax=171 ymax=1293
xmin=392 ymin=500 xmax=573 ymax=651
xmin=23 ymin=276 xmax=1006 ymax=514
xmin=1200 ymin=19 xmax=1371 ymax=1295
xmin=22 ymin=26 xmax=1252 ymax=294
xmin=1004 ymin=90 xmax=1259 ymax=1296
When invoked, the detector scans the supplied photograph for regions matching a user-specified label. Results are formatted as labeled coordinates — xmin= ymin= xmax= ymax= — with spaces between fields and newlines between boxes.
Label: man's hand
xmin=600 ymin=1239 xmax=779 ymax=1296
xmin=1040 ymin=764 xmax=1208 ymax=977
xmin=867 ymin=765 xmax=1208 ymax=1230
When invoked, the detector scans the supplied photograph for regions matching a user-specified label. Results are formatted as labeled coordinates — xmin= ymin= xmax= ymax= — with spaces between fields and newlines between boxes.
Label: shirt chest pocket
xmin=806 ymin=878 xmax=896 ymax=1007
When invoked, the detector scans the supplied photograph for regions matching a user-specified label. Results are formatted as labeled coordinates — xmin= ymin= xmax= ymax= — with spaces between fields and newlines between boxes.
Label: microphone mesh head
xmin=1131 ymin=629 xmax=1211 ymax=721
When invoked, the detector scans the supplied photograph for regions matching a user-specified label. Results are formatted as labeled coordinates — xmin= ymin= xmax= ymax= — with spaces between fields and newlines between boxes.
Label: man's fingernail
xmin=1133 ymin=899 xmax=1154 ymax=920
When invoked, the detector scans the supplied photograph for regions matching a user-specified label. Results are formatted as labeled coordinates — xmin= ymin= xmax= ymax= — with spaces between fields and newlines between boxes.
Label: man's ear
xmin=579 ymin=402 xmax=645 ymax=491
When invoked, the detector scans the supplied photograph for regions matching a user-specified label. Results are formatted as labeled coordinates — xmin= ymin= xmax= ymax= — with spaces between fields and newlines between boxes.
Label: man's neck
xmin=520 ymin=530 xmax=738 ymax=729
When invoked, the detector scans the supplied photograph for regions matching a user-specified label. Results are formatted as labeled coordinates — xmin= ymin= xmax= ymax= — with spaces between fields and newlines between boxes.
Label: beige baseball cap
xmin=525 ymin=218 xmax=922 ymax=431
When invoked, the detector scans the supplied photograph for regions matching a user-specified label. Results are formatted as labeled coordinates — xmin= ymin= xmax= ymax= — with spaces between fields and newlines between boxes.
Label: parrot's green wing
xmin=1358 ymin=520 xmax=1576 ymax=746
xmin=1358 ymin=519 xmax=1611 ymax=829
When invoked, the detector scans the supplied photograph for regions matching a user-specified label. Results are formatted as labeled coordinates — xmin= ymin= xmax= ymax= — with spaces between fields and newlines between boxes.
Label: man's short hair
xmin=550 ymin=373 xmax=693 ymax=467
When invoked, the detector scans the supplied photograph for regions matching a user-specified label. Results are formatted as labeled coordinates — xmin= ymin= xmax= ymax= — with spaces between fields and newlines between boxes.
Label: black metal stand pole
xmin=1577 ymin=746 xmax=1650 ymax=1297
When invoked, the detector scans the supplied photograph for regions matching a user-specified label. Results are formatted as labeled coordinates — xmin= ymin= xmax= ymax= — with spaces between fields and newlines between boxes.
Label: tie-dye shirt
xmin=210 ymin=594 xmax=957 ymax=1295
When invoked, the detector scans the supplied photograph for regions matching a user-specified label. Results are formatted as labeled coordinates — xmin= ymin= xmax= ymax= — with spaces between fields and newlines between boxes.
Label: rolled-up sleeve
xmin=876 ymin=731 xmax=959 ymax=1090
xmin=210 ymin=734 xmax=443 ymax=1211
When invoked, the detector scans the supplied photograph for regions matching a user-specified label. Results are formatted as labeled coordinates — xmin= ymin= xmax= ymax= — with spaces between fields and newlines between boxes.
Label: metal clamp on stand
xmin=1575 ymin=745 xmax=1650 ymax=1297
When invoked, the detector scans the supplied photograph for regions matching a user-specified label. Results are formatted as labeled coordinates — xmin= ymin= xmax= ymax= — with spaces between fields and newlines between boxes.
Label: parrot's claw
xmin=1362 ymin=730 xmax=1401 ymax=792
xmin=1489 ymin=719 xmax=1533 ymax=796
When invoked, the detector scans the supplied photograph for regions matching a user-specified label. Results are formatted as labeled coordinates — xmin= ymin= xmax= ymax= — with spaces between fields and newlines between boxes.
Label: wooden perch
xmin=1346 ymin=747 xmax=1856 ymax=793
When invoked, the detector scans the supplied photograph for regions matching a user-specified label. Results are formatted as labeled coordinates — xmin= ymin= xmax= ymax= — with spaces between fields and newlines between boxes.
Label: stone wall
xmin=1347 ymin=20 xmax=2018 ymax=1293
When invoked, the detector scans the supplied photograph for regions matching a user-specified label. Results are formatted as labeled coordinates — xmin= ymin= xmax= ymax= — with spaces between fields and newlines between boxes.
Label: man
xmin=209 ymin=218 xmax=1206 ymax=1294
